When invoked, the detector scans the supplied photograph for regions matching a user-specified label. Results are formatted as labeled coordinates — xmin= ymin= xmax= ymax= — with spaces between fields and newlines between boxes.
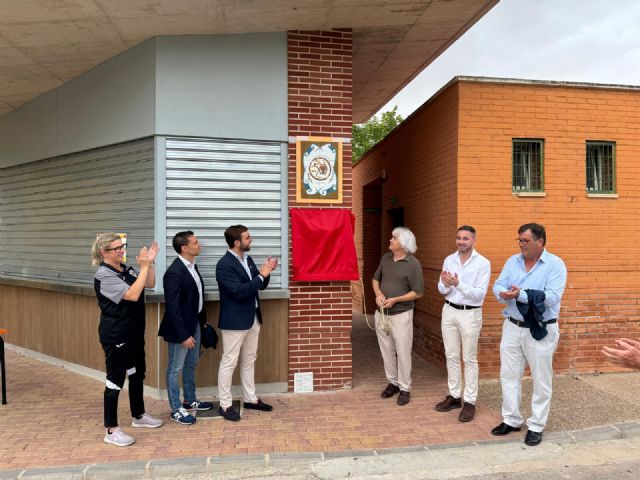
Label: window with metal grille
xmin=586 ymin=141 xmax=615 ymax=193
xmin=512 ymin=139 xmax=544 ymax=192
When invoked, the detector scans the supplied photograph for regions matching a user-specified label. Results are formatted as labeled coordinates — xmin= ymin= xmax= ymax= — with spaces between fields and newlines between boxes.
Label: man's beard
xmin=240 ymin=243 xmax=251 ymax=252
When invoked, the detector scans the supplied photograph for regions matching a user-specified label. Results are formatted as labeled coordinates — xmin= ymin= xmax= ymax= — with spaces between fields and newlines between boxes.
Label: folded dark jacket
xmin=516 ymin=289 xmax=548 ymax=340
xmin=200 ymin=323 xmax=218 ymax=349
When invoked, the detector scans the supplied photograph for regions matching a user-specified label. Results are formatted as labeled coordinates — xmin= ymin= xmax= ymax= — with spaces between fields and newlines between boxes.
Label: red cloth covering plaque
xmin=291 ymin=208 xmax=360 ymax=281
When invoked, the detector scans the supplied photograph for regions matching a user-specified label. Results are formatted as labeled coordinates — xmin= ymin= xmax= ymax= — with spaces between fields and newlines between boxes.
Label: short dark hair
xmin=172 ymin=231 xmax=194 ymax=254
xmin=457 ymin=225 xmax=476 ymax=235
xmin=224 ymin=225 xmax=248 ymax=248
xmin=518 ymin=223 xmax=546 ymax=246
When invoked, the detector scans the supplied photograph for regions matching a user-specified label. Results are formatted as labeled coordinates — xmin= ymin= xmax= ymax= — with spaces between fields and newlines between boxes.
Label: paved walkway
xmin=3 ymin=314 xmax=640 ymax=478
xmin=0 ymin=316 xmax=500 ymax=471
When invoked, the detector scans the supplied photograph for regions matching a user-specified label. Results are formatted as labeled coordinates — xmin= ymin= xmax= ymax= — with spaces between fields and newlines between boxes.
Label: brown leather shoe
xmin=397 ymin=391 xmax=410 ymax=405
xmin=458 ymin=402 xmax=476 ymax=422
xmin=435 ymin=395 xmax=462 ymax=412
xmin=381 ymin=383 xmax=400 ymax=398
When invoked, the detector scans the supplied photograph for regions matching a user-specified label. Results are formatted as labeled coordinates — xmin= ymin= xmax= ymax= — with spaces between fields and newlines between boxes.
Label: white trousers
xmin=499 ymin=318 xmax=560 ymax=432
xmin=375 ymin=309 xmax=413 ymax=392
xmin=441 ymin=303 xmax=483 ymax=404
xmin=218 ymin=318 xmax=261 ymax=409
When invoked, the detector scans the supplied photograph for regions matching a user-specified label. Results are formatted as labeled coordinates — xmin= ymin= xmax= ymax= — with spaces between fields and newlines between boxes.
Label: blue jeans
xmin=166 ymin=325 xmax=201 ymax=413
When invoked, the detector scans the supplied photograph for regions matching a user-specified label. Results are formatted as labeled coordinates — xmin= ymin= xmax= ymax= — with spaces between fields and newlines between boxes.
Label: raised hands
xmin=498 ymin=285 xmax=521 ymax=300
xmin=147 ymin=241 xmax=159 ymax=263
xmin=440 ymin=270 xmax=459 ymax=288
xmin=259 ymin=256 xmax=279 ymax=278
xmin=136 ymin=240 xmax=159 ymax=268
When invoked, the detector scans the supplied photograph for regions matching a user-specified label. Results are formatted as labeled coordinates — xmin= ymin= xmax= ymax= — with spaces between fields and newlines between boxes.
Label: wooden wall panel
xmin=0 ymin=284 xmax=103 ymax=370
xmin=157 ymin=299 xmax=289 ymax=388
xmin=0 ymin=284 xmax=288 ymax=389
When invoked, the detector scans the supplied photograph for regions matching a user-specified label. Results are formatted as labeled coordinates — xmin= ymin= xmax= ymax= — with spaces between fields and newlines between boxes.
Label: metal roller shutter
xmin=0 ymin=138 xmax=155 ymax=284
xmin=165 ymin=137 xmax=283 ymax=291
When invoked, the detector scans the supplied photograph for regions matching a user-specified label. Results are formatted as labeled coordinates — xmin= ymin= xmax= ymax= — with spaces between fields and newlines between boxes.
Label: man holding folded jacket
xmin=491 ymin=223 xmax=567 ymax=447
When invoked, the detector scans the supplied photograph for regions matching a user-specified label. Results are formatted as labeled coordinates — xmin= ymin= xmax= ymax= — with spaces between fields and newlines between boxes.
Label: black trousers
xmin=102 ymin=340 xmax=146 ymax=428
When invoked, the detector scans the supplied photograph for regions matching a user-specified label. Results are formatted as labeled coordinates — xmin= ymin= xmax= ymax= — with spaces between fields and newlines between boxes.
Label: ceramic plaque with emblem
xmin=296 ymin=137 xmax=343 ymax=203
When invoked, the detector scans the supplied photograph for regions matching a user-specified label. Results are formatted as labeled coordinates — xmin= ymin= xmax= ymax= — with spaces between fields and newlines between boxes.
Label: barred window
xmin=512 ymin=139 xmax=544 ymax=192
xmin=586 ymin=141 xmax=615 ymax=193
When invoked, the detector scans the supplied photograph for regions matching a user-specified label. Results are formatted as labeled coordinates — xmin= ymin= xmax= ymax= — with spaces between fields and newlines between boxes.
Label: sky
xmin=379 ymin=0 xmax=640 ymax=119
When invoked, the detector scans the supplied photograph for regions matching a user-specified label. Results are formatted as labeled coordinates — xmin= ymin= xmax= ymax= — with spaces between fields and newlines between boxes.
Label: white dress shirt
xmin=228 ymin=249 xmax=263 ymax=307
xmin=437 ymin=249 xmax=491 ymax=307
xmin=178 ymin=254 xmax=203 ymax=313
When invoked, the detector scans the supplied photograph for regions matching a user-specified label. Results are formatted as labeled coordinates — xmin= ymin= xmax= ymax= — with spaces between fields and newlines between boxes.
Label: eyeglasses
xmin=516 ymin=237 xmax=539 ymax=244
xmin=106 ymin=244 xmax=126 ymax=253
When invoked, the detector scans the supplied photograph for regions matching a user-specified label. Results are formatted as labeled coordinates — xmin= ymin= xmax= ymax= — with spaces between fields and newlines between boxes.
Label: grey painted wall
xmin=0 ymin=40 xmax=156 ymax=168
xmin=0 ymin=33 xmax=288 ymax=168
xmin=155 ymin=34 xmax=287 ymax=142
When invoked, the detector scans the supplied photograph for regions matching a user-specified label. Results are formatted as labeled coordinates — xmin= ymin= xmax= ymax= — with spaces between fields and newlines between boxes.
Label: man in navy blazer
xmin=159 ymin=231 xmax=213 ymax=425
xmin=216 ymin=225 xmax=278 ymax=421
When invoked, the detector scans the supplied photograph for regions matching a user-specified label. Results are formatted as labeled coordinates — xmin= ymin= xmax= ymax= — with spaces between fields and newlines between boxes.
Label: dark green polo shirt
xmin=373 ymin=252 xmax=424 ymax=315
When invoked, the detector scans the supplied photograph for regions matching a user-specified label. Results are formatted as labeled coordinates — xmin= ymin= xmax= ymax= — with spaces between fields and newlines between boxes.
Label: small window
xmin=512 ymin=139 xmax=544 ymax=192
xmin=586 ymin=141 xmax=615 ymax=193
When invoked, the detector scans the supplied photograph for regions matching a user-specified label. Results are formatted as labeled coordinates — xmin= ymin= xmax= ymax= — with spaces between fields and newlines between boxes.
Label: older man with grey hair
xmin=372 ymin=227 xmax=424 ymax=406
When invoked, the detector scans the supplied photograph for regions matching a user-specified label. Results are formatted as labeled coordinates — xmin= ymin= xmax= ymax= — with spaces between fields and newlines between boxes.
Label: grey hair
xmin=91 ymin=233 xmax=122 ymax=266
xmin=392 ymin=227 xmax=417 ymax=254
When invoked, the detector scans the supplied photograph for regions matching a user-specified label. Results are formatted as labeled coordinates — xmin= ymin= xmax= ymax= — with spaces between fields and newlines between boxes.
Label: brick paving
xmin=0 ymin=315 xmax=500 ymax=470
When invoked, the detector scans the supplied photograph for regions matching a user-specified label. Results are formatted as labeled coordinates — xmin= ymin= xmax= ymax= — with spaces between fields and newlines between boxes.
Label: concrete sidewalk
xmin=2 ymin=315 xmax=640 ymax=478
xmin=2 ymin=422 xmax=640 ymax=479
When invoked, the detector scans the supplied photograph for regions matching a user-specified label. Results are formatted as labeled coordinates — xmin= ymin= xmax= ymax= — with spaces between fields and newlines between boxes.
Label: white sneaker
xmin=104 ymin=427 xmax=134 ymax=447
xmin=131 ymin=413 xmax=164 ymax=428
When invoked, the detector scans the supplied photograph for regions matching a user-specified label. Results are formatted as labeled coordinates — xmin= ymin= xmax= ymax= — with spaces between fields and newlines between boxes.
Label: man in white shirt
xmin=435 ymin=225 xmax=491 ymax=422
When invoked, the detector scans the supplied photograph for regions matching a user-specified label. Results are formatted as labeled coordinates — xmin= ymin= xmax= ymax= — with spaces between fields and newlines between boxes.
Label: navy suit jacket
xmin=216 ymin=251 xmax=269 ymax=330
xmin=158 ymin=257 xmax=207 ymax=343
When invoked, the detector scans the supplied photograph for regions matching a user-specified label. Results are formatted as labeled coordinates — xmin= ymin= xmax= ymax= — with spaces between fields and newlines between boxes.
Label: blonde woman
xmin=91 ymin=234 xmax=163 ymax=446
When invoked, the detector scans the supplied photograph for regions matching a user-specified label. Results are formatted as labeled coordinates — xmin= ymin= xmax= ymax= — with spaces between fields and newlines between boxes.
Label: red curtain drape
xmin=291 ymin=208 xmax=360 ymax=281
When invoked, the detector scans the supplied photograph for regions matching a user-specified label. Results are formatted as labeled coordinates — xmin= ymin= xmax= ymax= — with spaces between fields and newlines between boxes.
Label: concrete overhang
xmin=0 ymin=0 xmax=498 ymax=123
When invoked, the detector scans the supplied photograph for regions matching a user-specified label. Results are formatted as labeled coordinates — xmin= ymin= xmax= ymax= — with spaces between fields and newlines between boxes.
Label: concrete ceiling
xmin=0 ymin=0 xmax=498 ymax=123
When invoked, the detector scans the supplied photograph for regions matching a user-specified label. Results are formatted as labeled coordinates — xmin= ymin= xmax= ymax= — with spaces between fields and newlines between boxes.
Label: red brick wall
xmin=354 ymin=78 xmax=640 ymax=378
xmin=352 ymin=82 xmax=460 ymax=367
xmin=457 ymin=80 xmax=640 ymax=375
xmin=287 ymin=30 xmax=353 ymax=390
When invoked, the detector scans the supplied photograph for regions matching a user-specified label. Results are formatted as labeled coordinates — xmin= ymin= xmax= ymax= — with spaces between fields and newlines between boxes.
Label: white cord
xmin=360 ymin=279 xmax=390 ymax=335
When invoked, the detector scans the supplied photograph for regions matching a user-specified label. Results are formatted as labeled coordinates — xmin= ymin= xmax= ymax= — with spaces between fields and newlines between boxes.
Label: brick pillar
xmin=287 ymin=30 xmax=353 ymax=390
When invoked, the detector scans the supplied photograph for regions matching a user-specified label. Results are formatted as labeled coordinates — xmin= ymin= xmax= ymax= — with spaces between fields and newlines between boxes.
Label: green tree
xmin=352 ymin=106 xmax=403 ymax=164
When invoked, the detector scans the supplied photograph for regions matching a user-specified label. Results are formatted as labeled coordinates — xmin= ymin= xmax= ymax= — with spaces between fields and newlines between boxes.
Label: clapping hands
xmin=440 ymin=271 xmax=459 ymax=288
xmin=259 ymin=256 xmax=279 ymax=278
xmin=498 ymin=285 xmax=521 ymax=300
xmin=136 ymin=240 xmax=159 ymax=268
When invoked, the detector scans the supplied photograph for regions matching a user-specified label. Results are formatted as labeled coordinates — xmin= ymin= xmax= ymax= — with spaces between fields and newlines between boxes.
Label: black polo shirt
xmin=94 ymin=262 xmax=145 ymax=345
